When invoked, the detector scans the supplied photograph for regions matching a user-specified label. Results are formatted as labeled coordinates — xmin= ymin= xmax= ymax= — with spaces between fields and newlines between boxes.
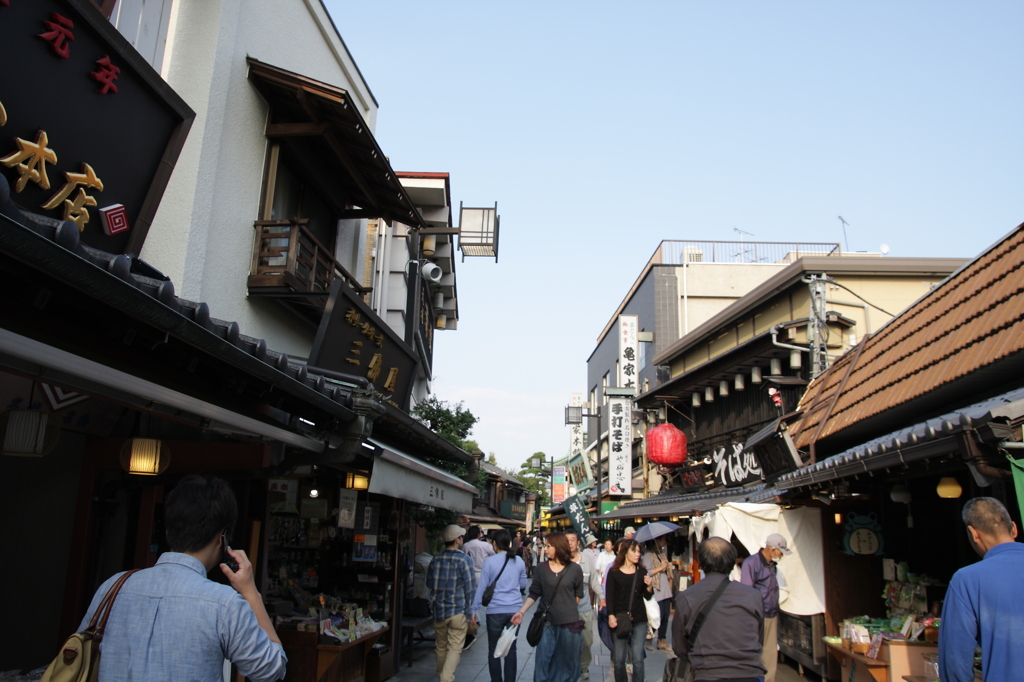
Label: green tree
xmin=517 ymin=452 xmax=551 ymax=507
xmin=487 ymin=453 xmax=498 ymax=465
xmin=412 ymin=396 xmax=478 ymax=451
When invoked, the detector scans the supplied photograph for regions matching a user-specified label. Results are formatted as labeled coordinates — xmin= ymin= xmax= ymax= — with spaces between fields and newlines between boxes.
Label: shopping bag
xmin=597 ymin=607 xmax=614 ymax=652
xmin=494 ymin=624 xmax=518 ymax=658
xmin=644 ymin=596 xmax=661 ymax=631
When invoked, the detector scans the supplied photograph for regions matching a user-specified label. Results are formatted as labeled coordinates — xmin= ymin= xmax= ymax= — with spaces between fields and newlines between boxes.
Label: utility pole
xmin=807 ymin=274 xmax=830 ymax=377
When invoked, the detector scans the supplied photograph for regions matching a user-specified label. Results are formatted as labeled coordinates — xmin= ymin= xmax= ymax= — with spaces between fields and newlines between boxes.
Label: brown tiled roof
xmin=792 ymin=224 xmax=1024 ymax=454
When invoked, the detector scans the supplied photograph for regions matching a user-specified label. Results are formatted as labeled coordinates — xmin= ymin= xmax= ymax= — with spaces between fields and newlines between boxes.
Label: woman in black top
xmin=606 ymin=539 xmax=653 ymax=682
xmin=511 ymin=532 xmax=584 ymax=682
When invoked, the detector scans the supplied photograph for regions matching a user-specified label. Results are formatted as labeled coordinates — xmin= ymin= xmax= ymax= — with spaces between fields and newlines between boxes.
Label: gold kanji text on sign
xmin=1 ymin=130 xmax=57 ymax=192
xmin=43 ymin=163 xmax=104 ymax=231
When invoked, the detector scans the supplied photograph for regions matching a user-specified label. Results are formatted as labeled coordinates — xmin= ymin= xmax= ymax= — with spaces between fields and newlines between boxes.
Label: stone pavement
xmin=389 ymin=599 xmax=811 ymax=682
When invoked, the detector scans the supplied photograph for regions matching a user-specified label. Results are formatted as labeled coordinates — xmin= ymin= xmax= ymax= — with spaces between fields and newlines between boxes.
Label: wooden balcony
xmin=248 ymin=219 xmax=369 ymax=325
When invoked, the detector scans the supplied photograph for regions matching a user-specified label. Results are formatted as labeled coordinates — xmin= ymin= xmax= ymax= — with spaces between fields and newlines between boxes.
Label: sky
xmin=325 ymin=1 xmax=1024 ymax=473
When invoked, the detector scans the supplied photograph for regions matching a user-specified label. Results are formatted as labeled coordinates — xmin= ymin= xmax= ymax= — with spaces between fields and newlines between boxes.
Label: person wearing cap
xmin=740 ymin=533 xmax=792 ymax=682
xmin=623 ymin=527 xmax=636 ymax=541
xmin=426 ymin=524 xmax=478 ymax=682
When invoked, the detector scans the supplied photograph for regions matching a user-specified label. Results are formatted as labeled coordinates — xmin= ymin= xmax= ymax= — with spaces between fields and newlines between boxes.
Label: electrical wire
xmin=824 ymin=277 xmax=896 ymax=317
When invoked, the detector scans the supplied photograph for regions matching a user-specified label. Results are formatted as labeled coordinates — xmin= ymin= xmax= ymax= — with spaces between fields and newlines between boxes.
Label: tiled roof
xmin=792 ymin=224 xmax=1024 ymax=453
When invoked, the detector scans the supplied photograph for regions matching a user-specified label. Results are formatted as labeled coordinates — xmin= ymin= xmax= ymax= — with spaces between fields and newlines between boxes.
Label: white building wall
xmin=134 ymin=0 xmax=379 ymax=359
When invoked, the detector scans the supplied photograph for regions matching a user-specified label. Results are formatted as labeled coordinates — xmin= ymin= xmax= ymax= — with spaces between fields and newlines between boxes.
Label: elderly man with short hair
xmin=740 ymin=533 xmax=790 ymax=682
xmin=673 ymin=537 xmax=765 ymax=681
xmin=940 ymin=496 xmax=1024 ymax=682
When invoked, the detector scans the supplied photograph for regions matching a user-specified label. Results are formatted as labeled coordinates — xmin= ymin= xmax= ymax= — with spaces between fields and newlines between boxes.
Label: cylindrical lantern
xmin=691 ymin=392 xmax=701 ymax=407
xmin=421 ymin=234 xmax=437 ymax=256
xmin=0 ymin=409 xmax=61 ymax=457
xmin=770 ymin=358 xmax=782 ymax=375
xmin=646 ymin=423 xmax=688 ymax=466
xmin=719 ymin=380 xmax=729 ymax=397
xmin=751 ymin=366 xmax=763 ymax=384
xmin=936 ymin=477 xmax=962 ymax=499
xmin=120 ymin=438 xmax=171 ymax=475
xmin=734 ymin=373 xmax=745 ymax=391
xmin=704 ymin=386 xmax=714 ymax=402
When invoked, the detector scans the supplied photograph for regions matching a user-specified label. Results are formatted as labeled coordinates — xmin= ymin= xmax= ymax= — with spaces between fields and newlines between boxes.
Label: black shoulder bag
xmin=482 ymin=554 xmax=512 ymax=607
xmin=526 ymin=563 xmax=570 ymax=647
xmin=613 ymin=569 xmax=640 ymax=639
xmin=663 ymin=576 xmax=730 ymax=682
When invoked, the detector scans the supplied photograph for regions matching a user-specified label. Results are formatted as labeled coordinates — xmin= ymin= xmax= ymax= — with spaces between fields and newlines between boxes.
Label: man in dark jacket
xmin=673 ymin=537 xmax=765 ymax=682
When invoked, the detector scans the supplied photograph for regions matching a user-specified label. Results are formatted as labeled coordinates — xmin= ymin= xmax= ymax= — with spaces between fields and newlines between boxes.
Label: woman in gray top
xmin=511 ymin=533 xmax=584 ymax=682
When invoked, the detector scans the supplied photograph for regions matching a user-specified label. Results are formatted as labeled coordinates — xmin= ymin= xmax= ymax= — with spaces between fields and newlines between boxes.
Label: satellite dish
xmin=880 ymin=244 xmax=890 ymax=255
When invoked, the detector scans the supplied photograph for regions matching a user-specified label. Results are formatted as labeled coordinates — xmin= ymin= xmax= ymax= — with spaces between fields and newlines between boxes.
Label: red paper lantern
xmin=646 ymin=423 xmax=687 ymax=466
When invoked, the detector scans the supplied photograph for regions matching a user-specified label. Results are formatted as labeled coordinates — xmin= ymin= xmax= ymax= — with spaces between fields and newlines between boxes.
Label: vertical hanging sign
xmin=568 ymin=393 xmax=592 ymax=493
xmin=608 ymin=395 xmax=633 ymax=495
xmin=618 ymin=315 xmax=639 ymax=395
xmin=552 ymin=462 xmax=567 ymax=505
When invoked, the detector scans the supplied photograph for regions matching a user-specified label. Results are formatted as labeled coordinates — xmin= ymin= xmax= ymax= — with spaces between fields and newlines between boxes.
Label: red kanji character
xmin=91 ymin=56 xmax=120 ymax=94
xmin=39 ymin=13 xmax=74 ymax=59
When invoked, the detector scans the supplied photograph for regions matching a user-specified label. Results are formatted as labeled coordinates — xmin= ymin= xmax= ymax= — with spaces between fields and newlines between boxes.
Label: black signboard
xmin=564 ymin=494 xmax=595 ymax=540
xmin=309 ymin=280 xmax=419 ymax=411
xmin=499 ymin=499 xmax=527 ymax=522
xmin=0 ymin=0 xmax=193 ymax=255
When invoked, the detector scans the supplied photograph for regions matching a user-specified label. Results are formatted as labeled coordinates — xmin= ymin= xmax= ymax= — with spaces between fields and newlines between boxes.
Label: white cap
xmin=766 ymin=533 xmax=792 ymax=555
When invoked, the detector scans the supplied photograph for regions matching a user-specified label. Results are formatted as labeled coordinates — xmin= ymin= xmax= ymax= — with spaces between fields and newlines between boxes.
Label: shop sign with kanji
xmin=0 ymin=0 xmax=193 ymax=254
xmin=564 ymin=494 xmax=594 ymax=540
xmin=309 ymin=279 xmax=420 ymax=410
xmin=618 ymin=314 xmax=639 ymax=395
xmin=607 ymin=395 xmax=632 ymax=495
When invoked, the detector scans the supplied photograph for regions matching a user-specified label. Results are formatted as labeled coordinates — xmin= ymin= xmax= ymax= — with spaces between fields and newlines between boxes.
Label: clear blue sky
xmin=326 ymin=1 xmax=1023 ymax=472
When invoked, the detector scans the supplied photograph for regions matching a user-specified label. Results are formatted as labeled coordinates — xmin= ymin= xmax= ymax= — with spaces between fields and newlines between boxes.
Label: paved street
xmin=392 ymin=598 xmax=811 ymax=682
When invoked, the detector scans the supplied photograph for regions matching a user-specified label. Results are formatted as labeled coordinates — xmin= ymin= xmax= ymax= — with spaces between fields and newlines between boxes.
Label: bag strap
xmin=488 ymin=554 xmax=512 ymax=591
xmin=686 ymin=575 xmax=730 ymax=648
xmin=626 ymin=568 xmax=639 ymax=619
xmin=85 ymin=569 xmax=140 ymax=640
xmin=541 ymin=563 xmax=570 ymax=615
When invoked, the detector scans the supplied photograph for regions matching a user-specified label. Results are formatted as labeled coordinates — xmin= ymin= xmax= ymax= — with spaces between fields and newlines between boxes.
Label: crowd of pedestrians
xmin=422 ymin=522 xmax=783 ymax=682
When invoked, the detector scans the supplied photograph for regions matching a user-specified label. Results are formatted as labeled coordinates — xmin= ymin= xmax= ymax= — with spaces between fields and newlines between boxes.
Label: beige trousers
xmin=761 ymin=615 xmax=778 ymax=682
xmin=434 ymin=613 xmax=468 ymax=682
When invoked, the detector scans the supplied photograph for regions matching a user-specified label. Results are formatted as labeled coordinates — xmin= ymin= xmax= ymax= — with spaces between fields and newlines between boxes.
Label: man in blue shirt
xmin=80 ymin=475 xmax=286 ymax=682
xmin=940 ymin=497 xmax=1024 ymax=682
xmin=426 ymin=524 xmax=478 ymax=682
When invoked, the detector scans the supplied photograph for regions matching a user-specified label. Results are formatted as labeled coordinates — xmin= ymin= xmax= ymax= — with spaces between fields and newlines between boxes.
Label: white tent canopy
xmin=690 ymin=502 xmax=826 ymax=616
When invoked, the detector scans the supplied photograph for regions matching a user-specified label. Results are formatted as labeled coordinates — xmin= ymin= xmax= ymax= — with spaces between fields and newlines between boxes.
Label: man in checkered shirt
xmin=426 ymin=524 xmax=478 ymax=682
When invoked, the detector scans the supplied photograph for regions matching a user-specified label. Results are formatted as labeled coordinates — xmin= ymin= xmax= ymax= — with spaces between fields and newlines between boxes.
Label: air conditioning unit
xmin=683 ymin=246 xmax=703 ymax=263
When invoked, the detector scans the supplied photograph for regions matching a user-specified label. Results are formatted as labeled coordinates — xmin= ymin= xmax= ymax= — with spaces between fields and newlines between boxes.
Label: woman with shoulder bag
xmin=642 ymin=536 xmax=674 ymax=651
xmin=471 ymin=530 xmax=529 ymax=682
xmin=606 ymin=539 xmax=653 ymax=682
xmin=510 ymin=533 xmax=584 ymax=682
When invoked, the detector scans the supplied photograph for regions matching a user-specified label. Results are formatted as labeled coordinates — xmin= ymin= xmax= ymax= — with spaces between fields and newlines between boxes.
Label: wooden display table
xmin=280 ymin=627 xmax=389 ymax=682
xmin=825 ymin=642 xmax=889 ymax=682
xmin=826 ymin=640 xmax=939 ymax=682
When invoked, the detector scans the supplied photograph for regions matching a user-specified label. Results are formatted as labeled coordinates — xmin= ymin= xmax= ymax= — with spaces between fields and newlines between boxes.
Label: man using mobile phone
xmin=78 ymin=475 xmax=286 ymax=682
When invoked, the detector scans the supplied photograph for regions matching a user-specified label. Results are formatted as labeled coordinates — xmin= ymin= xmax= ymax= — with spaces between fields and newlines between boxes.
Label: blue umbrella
xmin=634 ymin=521 xmax=681 ymax=544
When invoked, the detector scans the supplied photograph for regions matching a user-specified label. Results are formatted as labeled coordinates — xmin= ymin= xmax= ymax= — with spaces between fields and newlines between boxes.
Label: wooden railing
xmin=248 ymin=219 xmax=367 ymax=299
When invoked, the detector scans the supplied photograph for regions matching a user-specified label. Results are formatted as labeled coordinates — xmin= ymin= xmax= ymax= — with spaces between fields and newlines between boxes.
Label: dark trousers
xmin=657 ymin=598 xmax=671 ymax=640
xmin=486 ymin=612 xmax=517 ymax=682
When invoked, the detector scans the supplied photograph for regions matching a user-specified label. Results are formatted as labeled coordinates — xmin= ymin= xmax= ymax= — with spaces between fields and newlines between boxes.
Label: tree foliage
xmin=516 ymin=452 xmax=551 ymax=507
xmin=412 ymin=396 xmax=479 ymax=451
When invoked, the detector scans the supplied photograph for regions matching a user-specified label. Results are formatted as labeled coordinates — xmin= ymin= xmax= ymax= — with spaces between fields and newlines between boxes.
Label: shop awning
xmin=599 ymin=486 xmax=763 ymax=520
xmin=777 ymin=386 xmax=1024 ymax=490
xmin=367 ymin=438 xmax=478 ymax=513
xmin=247 ymin=59 xmax=425 ymax=229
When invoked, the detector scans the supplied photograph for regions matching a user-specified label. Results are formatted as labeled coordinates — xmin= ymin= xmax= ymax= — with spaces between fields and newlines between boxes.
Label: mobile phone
xmin=222 ymin=531 xmax=239 ymax=572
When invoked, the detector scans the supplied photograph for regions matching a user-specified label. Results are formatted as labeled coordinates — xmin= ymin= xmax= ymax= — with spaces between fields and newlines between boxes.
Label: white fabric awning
xmin=367 ymin=438 xmax=477 ymax=513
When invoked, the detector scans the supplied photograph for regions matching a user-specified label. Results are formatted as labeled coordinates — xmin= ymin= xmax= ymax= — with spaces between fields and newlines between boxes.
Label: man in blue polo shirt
xmin=940 ymin=497 xmax=1024 ymax=682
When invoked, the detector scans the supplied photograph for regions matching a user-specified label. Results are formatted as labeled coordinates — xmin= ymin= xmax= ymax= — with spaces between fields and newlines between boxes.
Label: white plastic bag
xmin=644 ymin=596 xmax=661 ymax=631
xmin=493 ymin=624 xmax=518 ymax=658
